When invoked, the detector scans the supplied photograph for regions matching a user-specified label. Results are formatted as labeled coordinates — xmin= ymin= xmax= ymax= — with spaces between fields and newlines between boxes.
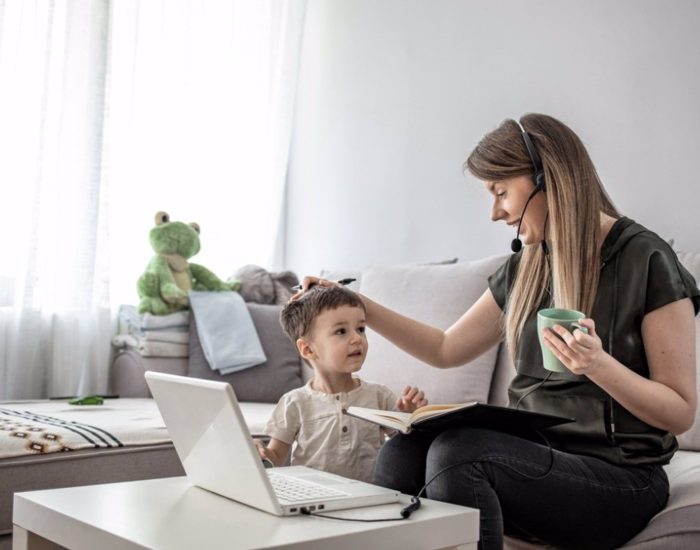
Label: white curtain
xmin=0 ymin=0 xmax=306 ymax=399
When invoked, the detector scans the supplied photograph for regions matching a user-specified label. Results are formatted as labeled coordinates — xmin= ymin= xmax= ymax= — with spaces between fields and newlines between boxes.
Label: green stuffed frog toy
xmin=137 ymin=211 xmax=241 ymax=315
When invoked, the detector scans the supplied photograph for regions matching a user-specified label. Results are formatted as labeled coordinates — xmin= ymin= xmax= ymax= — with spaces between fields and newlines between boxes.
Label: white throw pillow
xmin=359 ymin=254 xmax=508 ymax=405
xmin=677 ymin=251 xmax=700 ymax=451
xmin=676 ymin=251 xmax=700 ymax=284
xmin=677 ymin=317 xmax=700 ymax=451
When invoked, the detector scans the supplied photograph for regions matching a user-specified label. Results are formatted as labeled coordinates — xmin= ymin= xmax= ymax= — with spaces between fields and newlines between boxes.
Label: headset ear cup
xmin=535 ymin=171 xmax=546 ymax=192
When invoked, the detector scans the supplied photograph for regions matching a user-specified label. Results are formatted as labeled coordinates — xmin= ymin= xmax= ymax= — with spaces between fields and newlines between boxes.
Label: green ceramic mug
xmin=537 ymin=308 xmax=588 ymax=372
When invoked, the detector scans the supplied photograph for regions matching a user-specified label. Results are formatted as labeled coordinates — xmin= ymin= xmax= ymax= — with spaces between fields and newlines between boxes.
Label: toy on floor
xmin=137 ymin=211 xmax=241 ymax=315
xmin=68 ymin=396 xmax=104 ymax=405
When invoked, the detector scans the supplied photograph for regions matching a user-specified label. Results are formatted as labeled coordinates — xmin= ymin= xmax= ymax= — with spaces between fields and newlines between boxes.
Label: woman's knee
xmin=423 ymin=428 xmax=507 ymax=508
xmin=426 ymin=427 xmax=508 ymax=472
xmin=373 ymin=433 xmax=434 ymax=493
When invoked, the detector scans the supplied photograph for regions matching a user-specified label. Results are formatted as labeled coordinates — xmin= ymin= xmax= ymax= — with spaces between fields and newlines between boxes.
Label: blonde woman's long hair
xmin=465 ymin=114 xmax=620 ymax=357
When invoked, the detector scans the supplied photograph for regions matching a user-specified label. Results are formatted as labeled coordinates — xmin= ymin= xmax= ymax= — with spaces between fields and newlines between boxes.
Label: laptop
xmin=145 ymin=371 xmax=400 ymax=516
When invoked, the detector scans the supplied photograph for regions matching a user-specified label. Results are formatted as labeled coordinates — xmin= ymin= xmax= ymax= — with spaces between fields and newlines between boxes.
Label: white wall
xmin=286 ymin=0 xmax=700 ymax=276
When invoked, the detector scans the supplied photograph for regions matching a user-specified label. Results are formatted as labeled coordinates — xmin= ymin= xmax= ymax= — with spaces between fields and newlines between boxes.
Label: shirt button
xmin=342 ymin=426 xmax=348 ymax=433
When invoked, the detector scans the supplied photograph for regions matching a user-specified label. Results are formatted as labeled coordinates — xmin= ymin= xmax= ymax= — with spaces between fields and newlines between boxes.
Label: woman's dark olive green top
xmin=489 ymin=218 xmax=700 ymax=466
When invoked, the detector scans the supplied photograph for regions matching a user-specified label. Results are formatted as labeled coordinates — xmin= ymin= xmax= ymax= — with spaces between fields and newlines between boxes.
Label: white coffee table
xmin=13 ymin=476 xmax=479 ymax=549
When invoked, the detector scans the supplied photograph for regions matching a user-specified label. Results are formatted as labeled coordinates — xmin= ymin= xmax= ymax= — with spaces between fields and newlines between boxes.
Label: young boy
xmin=256 ymin=285 xmax=427 ymax=483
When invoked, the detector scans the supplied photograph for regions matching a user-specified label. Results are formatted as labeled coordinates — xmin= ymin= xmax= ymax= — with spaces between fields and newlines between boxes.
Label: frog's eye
xmin=190 ymin=222 xmax=201 ymax=234
xmin=155 ymin=211 xmax=170 ymax=225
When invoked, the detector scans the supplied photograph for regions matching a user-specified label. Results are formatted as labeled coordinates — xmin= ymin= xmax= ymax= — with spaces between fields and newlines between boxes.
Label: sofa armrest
xmin=109 ymin=350 xmax=188 ymax=397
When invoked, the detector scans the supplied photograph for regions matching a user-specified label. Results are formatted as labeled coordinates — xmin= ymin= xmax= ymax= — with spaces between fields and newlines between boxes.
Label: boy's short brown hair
xmin=280 ymin=285 xmax=366 ymax=342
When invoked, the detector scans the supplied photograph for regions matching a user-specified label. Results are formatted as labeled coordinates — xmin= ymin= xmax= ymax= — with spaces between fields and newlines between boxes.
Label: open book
xmin=344 ymin=402 xmax=574 ymax=435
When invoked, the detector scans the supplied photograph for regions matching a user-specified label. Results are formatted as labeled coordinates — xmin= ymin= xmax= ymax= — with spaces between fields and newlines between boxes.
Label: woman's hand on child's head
xmin=290 ymin=276 xmax=335 ymax=301
xmin=397 ymin=386 xmax=428 ymax=413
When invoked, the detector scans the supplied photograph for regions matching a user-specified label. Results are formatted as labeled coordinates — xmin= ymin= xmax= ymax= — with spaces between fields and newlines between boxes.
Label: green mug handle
xmin=571 ymin=322 xmax=588 ymax=334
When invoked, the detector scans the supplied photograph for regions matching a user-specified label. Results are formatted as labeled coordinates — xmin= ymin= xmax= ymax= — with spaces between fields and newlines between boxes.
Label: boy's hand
xmin=253 ymin=436 xmax=290 ymax=468
xmin=255 ymin=439 xmax=272 ymax=462
xmin=396 ymin=386 xmax=428 ymax=413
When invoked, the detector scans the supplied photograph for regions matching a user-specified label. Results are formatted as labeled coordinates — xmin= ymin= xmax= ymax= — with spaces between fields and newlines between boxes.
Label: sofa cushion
xmin=359 ymin=255 xmax=508 ymax=404
xmin=676 ymin=252 xmax=700 ymax=451
xmin=238 ymin=402 xmax=277 ymax=436
xmin=320 ymin=259 xmax=459 ymax=294
xmin=110 ymin=350 xmax=188 ymax=398
xmin=188 ymin=303 xmax=304 ymax=403
xmin=619 ymin=450 xmax=700 ymax=548
xmin=677 ymin=318 xmax=700 ymax=451
xmin=502 ymin=451 xmax=700 ymax=549
xmin=677 ymin=251 xmax=700 ymax=283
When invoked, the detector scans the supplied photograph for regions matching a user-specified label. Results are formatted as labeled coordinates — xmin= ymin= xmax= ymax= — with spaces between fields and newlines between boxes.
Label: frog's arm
xmin=190 ymin=263 xmax=233 ymax=291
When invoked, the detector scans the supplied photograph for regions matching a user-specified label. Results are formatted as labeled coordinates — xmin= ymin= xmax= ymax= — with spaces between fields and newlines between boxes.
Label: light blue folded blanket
xmin=188 ymin=291 xmax=267 ymax=374
xmin=118 ymin=305 xmax=190 ymax=334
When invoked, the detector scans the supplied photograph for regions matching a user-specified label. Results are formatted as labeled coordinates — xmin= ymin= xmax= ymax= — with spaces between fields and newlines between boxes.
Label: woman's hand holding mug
xmin=539 ymin=309 xmax=604 ymax=375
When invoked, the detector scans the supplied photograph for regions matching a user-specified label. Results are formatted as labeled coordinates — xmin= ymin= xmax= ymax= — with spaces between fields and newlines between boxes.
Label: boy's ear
xmin=296 ymin=337 xmax=315 ymax=360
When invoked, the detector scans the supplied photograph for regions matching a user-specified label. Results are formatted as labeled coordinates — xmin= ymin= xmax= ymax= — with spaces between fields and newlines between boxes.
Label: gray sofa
xmin=6 ymin=252 xmax=699 ymax=548
xmin=113 ymin=251 xmax=700 ymax=548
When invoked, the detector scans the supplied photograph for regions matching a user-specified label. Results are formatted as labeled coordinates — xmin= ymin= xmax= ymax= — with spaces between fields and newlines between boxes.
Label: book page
xmin=372 ymin=410 xmax=413 ymax=424
xmin=410 ymin=402 xmax=477 ymax=423
xmin=345 ymin=406 xmax=413 ymax=432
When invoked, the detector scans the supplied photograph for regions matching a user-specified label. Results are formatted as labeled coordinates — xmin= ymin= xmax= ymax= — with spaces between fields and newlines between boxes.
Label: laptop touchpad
xmin=297 ymin=473 xmax=358 ymax=486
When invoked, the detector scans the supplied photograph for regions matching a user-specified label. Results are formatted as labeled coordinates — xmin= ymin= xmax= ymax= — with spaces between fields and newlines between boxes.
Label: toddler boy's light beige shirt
xmin=265 ymin=378 xmax=397 ymax=483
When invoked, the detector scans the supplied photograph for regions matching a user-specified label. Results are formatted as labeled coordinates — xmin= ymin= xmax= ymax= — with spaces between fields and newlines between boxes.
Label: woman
xmin=298 ymin=114 xmax=699 ymax=549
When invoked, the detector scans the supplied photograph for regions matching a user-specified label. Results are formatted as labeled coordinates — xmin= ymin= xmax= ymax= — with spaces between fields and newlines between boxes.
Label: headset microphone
xmin=511 ymin=228 xmax=523 ymax=253
xmin=511 ymin=185 xmax=542 ymax=252
xmin=511 ymin=119 xmax=546 ymax=253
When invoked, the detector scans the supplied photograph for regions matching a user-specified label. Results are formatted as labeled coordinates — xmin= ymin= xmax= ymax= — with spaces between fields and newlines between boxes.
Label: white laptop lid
xmin=145 ymin=371 xmax=283 ymax=515
xmin=145 ymin=371 xmax=400 ymax=516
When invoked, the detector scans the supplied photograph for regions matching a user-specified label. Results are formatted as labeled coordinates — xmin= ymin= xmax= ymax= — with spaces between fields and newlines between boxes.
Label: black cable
xmin=300 ymin=496 xmax=421 ymax=522
xmin=514 ymin=371 xmax=553 ymax=410
xmin=412 ymin=429 xmax=556 ymax=503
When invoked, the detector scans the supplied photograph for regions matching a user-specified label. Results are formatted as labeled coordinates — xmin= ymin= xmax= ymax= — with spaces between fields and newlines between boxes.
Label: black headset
xmin=511 ymin=119 xmax=547 ymax=253
xmin=517 ymin=120 xmax=546 ymax=192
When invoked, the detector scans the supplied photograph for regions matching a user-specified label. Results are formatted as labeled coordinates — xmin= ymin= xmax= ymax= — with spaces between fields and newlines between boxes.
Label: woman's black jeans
xmin=374 ymin=427 xmax=668 ymax=550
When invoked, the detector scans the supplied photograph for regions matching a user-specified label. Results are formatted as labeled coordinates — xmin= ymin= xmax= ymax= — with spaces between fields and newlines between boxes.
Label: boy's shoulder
xmin=355 ymin=378 xmax=397 ymax=405
xmin=278 ymin=381 xmax=313 ymax=403
xmin=267 ymin=384 xmax=310 ymax=414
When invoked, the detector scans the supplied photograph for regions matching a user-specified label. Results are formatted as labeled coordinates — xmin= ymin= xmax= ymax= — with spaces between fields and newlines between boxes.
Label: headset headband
xmin=516 ymin=119 xmax=545 ymax=191
xmin=516 ymin=120 xmax=543 ymax=174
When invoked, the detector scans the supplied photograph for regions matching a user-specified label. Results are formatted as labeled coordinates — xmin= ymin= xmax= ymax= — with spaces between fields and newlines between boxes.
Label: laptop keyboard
xmin=268 ymin=472 xmax=349 ymax=503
